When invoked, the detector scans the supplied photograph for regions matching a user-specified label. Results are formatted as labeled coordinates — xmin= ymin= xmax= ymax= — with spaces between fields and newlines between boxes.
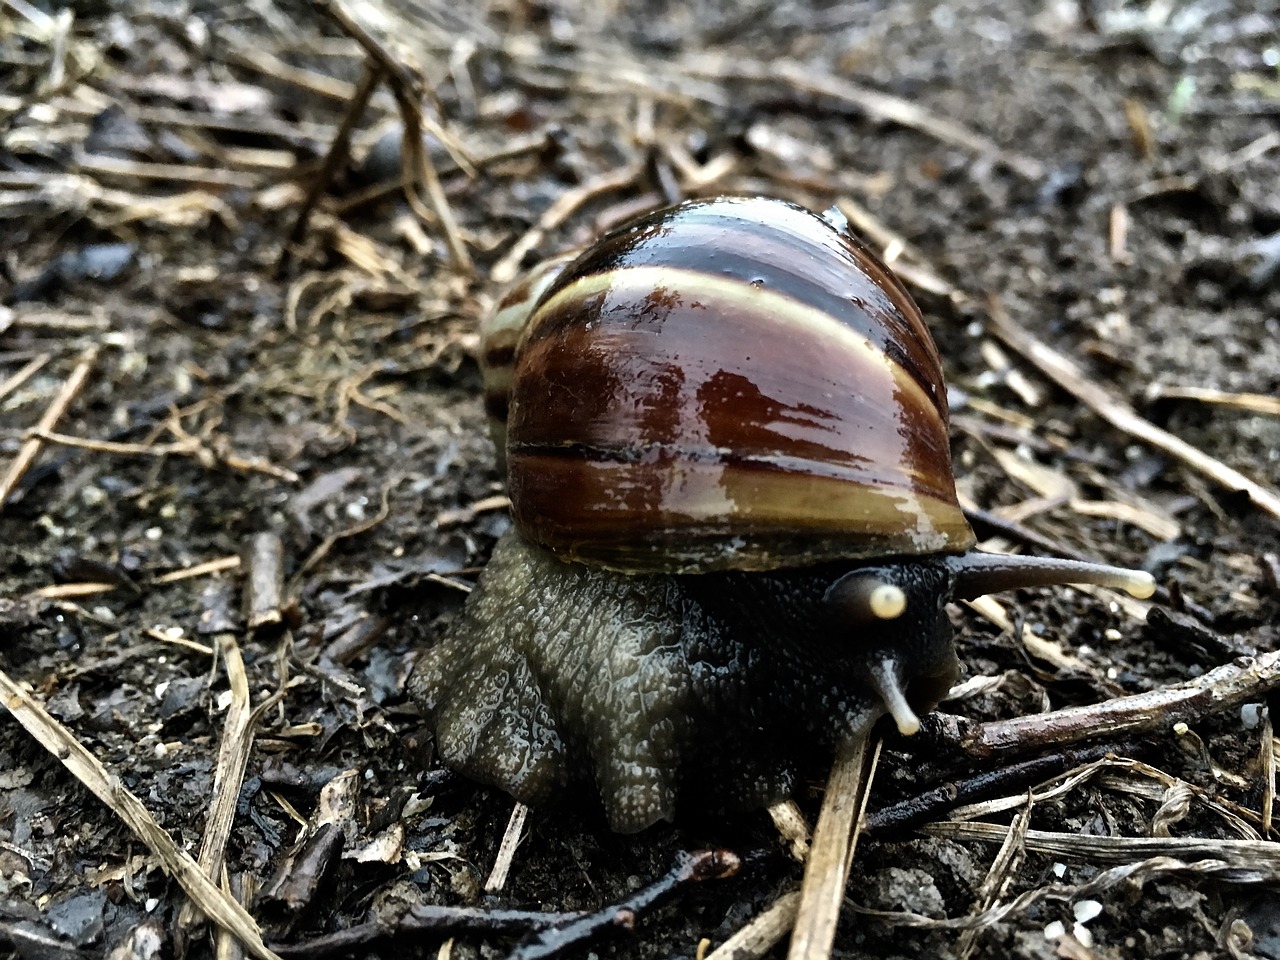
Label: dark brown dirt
xmin=2 ymin=1 xmax=1279 ymax=959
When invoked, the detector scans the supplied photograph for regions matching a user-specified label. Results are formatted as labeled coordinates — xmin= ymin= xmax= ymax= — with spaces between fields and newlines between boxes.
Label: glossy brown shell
xmin=501 ymin=196 xmax=976 ymax=573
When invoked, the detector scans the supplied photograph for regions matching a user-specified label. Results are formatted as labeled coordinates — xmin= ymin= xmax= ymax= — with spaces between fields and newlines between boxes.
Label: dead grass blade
xmin=986 ymin=296 xmax=1280 ymax=521
xmin=0 ymin=348 xmax=96 ymax=512
xmin=483 ymin=802 xmax=529 ymax=893
xmin=706 ymin=890 xmax=801 ymax=960
xmin=178 ymin=631 xmax=284 ymax=942
xmin=787 ymin=737 xmax=880 ymax=960
xmin=927 ymin=822 xmax=1280 ymax=880
xmin=312 ymin=0 xmax=472 ymax=272
xmin=0 ymin=666 xmax=283 ymax=960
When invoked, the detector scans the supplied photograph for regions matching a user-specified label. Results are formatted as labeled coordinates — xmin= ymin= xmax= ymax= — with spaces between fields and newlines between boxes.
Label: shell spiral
xmin=482 ymin=196 xmax=976 ymax=573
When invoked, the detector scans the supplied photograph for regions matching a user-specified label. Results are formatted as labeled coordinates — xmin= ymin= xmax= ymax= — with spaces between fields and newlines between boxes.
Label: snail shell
xmin=487 ymin=196 xmax=975 ymax=573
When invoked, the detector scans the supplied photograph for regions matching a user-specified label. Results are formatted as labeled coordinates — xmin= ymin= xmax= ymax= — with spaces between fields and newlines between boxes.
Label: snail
xmin=409 ymin=196 xmax=1155 ymax=834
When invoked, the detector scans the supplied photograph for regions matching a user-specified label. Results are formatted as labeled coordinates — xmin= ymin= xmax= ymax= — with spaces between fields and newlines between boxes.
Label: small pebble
xmin=1242 ymin=704 xmax=1264 ymax=730
xmin=865 ymin=867 xmax=947 ymax=918
xmin=1074 ymin=900 xmax=1103 ymax=923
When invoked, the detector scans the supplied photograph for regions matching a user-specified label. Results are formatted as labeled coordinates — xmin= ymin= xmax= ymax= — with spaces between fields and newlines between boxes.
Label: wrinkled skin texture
xmin=411 ymin=531 xmax=960 ymax=833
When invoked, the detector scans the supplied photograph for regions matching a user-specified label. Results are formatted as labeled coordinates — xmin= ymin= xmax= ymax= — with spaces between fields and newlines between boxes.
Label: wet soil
xmin=2 ymin=1 xmax=1279 ymax=958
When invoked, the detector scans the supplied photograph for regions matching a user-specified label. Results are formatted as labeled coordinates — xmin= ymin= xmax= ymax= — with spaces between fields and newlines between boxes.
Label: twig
xmin=490 ymin=161 xmax=645 ymax=285
xmin=1262 ymin=708 xmax=1275 ymax=836
xmin=923 ymin=650 xmax=1280 ymax=761
xmin=864 ymin=742 xmax=1140 ymax=834
xmin=484 ymin=802 xmax=529 ymax=893
xmin=153 ymin=555 xmax=242 ymax=584
xmin=0 ymin=352 xmax=50 ymax=403
xmin=25 ymin=581 xmax=117 ymax=600
xmin=244 ymin=533 xmax=286 ymax=632
xmin=692 ymin=58 xmax=1044 ymax=180
xmin=0 ymin=348 xmax=95 ymax=511
xmin=23 ymin=426 xmax=299 ymax=483
xmin=766 ymin=799 xmax=811 ymax=863
xmin=143 ymin=627 xmax=215 ymax=656
xmin=223 ymin=40 xmax=358 ymax=102
xmin=1144 ymin=384 xmax=1280 ymax=417
xmin=74 ymin=154 xmax=267 ymax=188
xmin=787 ymin=737 xmax=879 ymax=960
xmin=178 ymin=629 xmax=283 ymax=941
xmin=270 ymin=904 xmax=588 ymax=959
xmin=985 ymin=297 xmax=1280 ymax=521
xmin=508 ymin=849 xmax=742 ymax=960
xmin=0 ymin=667 xmax=282 ymax=960
xmin=285 ymin=62 xmax=384 ymax=257
xmin=291 ymin=482 xmax=392 ymax=585
xmin=705 ymin=890 xmax=801 ymax=960
xmin=312 ymin=0 xmax=472 ymax=272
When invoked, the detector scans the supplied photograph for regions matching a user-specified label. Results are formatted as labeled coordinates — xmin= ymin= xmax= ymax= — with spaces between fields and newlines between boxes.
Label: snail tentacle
xmin=868 ymin=658 xmax=922 ymax=737
xmin=944 ymin=552 xmax=1156 ymax=600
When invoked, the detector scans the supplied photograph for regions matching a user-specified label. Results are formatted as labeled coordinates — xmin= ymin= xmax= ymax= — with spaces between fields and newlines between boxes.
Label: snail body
xmin=410 ymin=196 xmax=1154 ymax=833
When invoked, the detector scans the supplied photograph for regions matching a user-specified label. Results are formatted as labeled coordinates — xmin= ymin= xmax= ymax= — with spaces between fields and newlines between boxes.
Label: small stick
xmin=766 ymin=799 xmax=812 ymax=862
xmin=285 ymin=62 xmax=384 ymax=256
xmin=864 ymin=742 xmax=1138 ymax=834
xmin=483 ymin=802 xmax=529 ymax=893
xmin=509 ymin=849 xmax=741 ymax=960
xmin=0 ymin=348 xmax=95 ymax=512
xmin=787 ymin=737 xmax=880 ymax=960
xmin=1144 ymin=384 xmax=1280 ymax=417
xmin=312 ymin=0 xmax=472 ymax=272
xmin=244 ymin=534 xmax=285 ymax=632
xmin=271 ymin=904 xmax=589 ymax=959
xmin=705 ymin=890 xmax=801 ymax=960
xmin=25 ymin=581 xmax=117 ymax=600
xmin=925 ymin=650 xmax=1280 ymax=761
xmin=153 ymin=555 xmax=242 ymax=584
xmin=1261 ymin=708 xmax=1275 ymax=836
xmin=985 ymin=296 xmax=1280 ymax=521
xmin=292 ymin=482 xmax=392 ymax=584
xmin=697 ymin=58 xmax=1043 ymax=180
xmin=1109 ymin=203 xmax=1131 ymax=263
xmin=24 ymin=428 xmax=299 ymax=482
xmin=0 ymin=352 xmax=50 ymax=403
xmin=490 ymin=161 xmax=645 ymax=285
xmin=143 ymin=628 xmax=215 ymax=656
xmin=74 ymin=154 xmax=266 ymax=188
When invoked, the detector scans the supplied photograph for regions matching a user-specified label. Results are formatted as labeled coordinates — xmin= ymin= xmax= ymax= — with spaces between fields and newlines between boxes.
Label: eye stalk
xmin=825 ymin=571 xmax=908 ymax=622
xmin=868 ymin=659 xmax=921 ymax=736
xmin=942 ymin=552 xmax=1156 ymax=601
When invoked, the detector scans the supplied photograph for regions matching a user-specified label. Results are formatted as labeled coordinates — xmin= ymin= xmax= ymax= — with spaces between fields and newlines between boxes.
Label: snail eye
xmin=824 ymin=569 xmax=908 ymax=623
